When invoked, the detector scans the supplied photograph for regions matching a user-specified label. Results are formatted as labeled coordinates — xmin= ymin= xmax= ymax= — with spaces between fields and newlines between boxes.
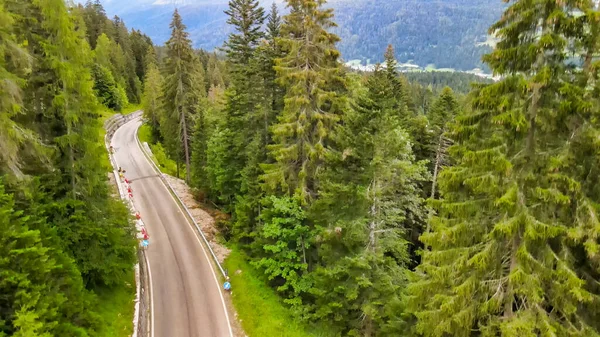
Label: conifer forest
xmin=3 ymin=0 xmax=600 ymax=336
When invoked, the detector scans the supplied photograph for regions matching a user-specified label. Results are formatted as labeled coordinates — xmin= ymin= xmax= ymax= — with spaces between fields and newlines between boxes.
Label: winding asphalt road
xmin=112 ymin=118 xmax=233 ymax=337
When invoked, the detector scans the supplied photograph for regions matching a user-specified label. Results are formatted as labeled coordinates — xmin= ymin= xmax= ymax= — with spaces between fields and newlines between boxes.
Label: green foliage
xmin=0 ymin=0 xmax=44 ymax=177
xmin=409 ymin=1 xmax=600 ymax=336
xmin=253 ymin=196 xmax=311 ymax=298
xmin=92 ymin=64 xmax=127 ymax=111
xmin=141 ymin=50 xmax=163 ymax=144
xmin=0 ymin=1 xmax=139 ymax=335
xmin=223 ymin=0 xmax=265 ymax=67
xmin=138 ymin=124 xmax=182 ymax=179
xmin=160 ymin=9 xmax=201 ymax=182
xmin=0 ymin=180 xmax=97 ymax=336
xmin=225 ymin=247 xmax=335 ymax=337
xmin=403 ymin=71 xmax=492 ymax=95
xmin=205 ymin=127 xmax=238 ymax=206
xmin=306 ymin=61 xmax=427 ymax=335
xmin=263 ymin=0 xmax=346 ymax=203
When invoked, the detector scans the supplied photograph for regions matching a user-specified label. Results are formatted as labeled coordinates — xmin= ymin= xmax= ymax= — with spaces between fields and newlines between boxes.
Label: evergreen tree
xmin=206 ymin=0 xmax=266 ymax=208
xmin=409 ymin=1 xmax=600 ymax=336
xmin=232 ymin=2 xmax=285 ymax=241
xmin=91 ymin=63 xmax=126 ymax=111
xmin=0 ymin=0 xmax=43 ymax=177
xmin=223 ymin=0 xmax=266 ymax=67
xmin=207 ymin=52 xmax=225 ymax=88
xmin=427 ymin=87 xmax=459 ymax=200
xmin=0 ymin=181 xmax=95 ymax=336
xmin=308 ymin=68 xmax=426 ymax=335
xmin=161 ymin=9 xmax=197 ymax=182
xmin=142 ymin=47 xmax=163 ymax=144
xmin=130 ymin=29 xmax=153 ymax=81
xmin=263 ymin=0 xmax=347 ymax=203
xmin=81 ymin=0 xmax=107 ymax=49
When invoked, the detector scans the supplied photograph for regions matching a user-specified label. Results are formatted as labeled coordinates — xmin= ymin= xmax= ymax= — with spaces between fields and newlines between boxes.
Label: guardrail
xmin=131 ymin=117 xmax=228 ymax=279
xmin=103 ymin=110 xmax=150 ymax=337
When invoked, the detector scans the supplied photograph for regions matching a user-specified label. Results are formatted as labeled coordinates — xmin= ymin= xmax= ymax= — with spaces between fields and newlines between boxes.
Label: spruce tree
xmin=81 ymin=0 xmax=107 ymax=49
xmin=207 ymin=52 xmax=225 ymax=88
xmin=427 ymin=87 xmax=459 ymax=200
xmin=223 ymin=0 xmax=265 ymax=67
xmin=161 ymin=9 xmax=197 ymax=182
xmin=232 ymin=2 xmax=285 ymax=241
xmin=0 ymin=0 xmax=43 ymax=176
xmin=309 ymin=68 xmax=426 ymax=335
xmin=263 ymin=0 xmax=346 ymax=203
xmin=409 ymin=1 xmax=600 ymax=336
xmin=204 ymin=0 xmax=266 ymax=208
xmin=142 ymin=46 xmax=163 ymax=144
xmin=0 ymin=181 xmax=94 ymax=335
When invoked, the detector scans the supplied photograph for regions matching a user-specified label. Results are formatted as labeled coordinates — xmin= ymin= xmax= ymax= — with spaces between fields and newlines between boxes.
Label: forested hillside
xmin=86 ymin=0 xmax=504 ymax=71
xmin=142 ymin=0 xmax=600 ymax=336
xmin=0 ymin=0 xmax=152 ymax=335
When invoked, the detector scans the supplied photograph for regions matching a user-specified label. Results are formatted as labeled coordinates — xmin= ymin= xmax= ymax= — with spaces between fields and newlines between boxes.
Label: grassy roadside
xmin=95 ymin=106 xmax=137 ymax=337
xmin=95 ymin=270 xmax=136 ymax=337
xmin=225 ymin=247 xmax=335 ymax=337
xmin=137 ymin=124 xmax=185 ymax=180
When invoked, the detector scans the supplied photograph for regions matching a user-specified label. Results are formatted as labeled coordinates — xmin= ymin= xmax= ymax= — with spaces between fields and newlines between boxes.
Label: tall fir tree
xmin=409 ymin=1 xmax=600 ymax=336
xmin=223 ymin=0 xmax=265 ymax=67
xmin=0 ymin=0 xmax=43 ymax=177
xmin=205 ymin=0 xmax=266 ymax=207
xmin=232 ymin=2 xmax=285 ymax=241
xmin=427 ymin=87 xmax=459 ymax=200
xmin=263 ymin=0 xmax=347 ymax=203
xmin=81 ymin=0 xmax=107 ymax=49
xmin=308 ymin=68 xmax=427 ymax=336
xmin=161 ymin=9 xmax=197 ymax=182
xmin=142 ymin=46 xmax=163 ymax=144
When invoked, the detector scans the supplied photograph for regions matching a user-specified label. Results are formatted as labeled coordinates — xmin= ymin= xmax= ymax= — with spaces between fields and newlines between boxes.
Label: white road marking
xmin=145 ymin=250 xmax=155 ymax=337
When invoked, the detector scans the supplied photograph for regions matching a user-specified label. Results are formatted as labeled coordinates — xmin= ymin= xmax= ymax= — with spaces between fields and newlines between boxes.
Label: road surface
xmin=112 ymin=118 xmax=233 ymax=337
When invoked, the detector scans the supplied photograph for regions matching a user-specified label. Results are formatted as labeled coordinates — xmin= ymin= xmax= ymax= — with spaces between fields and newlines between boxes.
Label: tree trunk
xmin=504 ymin=235 xmax=520 ymax=317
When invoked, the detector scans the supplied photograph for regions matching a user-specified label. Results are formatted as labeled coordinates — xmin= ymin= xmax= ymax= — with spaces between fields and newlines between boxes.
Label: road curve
xmin=112 ymin=118 xmax=232 ymax=337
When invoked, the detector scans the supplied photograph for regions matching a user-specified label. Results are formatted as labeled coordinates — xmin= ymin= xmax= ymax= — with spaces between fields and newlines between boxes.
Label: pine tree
xmin=92 ymin=63 xmax=126 ymax=111
xmin=161 ymin=9 xmax=197 ymax=182
xmin=0 ymin=0 xmax=43 ymax=177
xmin=308 ymin=68 xmax=426 ymax=335
xmin=81 ymin=0 xmax=107 ymax=49
xmin=130 ymin=29 xmax=153 ymax=81
xmin=207 ymin=52 xmax=225 ymax=88
xmin=232 ymin=2 xmax=285 ymax=241
xmin=223 ymin=0 xmax=265 ymax=67
xmin=427 ymin=87 xmax=459 ymax=200
xmin=0 ymin=181 xmax=96 ymax=335
xmin=142 ymin=47 xmax=163 ymax=144
xmin=6 ymin=0 xmax=137 ymax=289
xmin=204 ymin=0 xmax=266 ymax=208
xmin=263 ymin=0 xmax=347 ymax=203
xmin=409 ymin=1 xmax=600 ymax=336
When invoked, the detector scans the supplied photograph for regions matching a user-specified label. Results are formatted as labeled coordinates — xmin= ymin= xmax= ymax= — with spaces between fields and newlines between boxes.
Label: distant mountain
xmin=85 ymin=0 xmax=504 ymax=71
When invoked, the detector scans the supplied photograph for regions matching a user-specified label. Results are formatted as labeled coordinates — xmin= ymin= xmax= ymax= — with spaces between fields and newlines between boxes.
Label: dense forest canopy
xmin=140 ymin=0 xmax=600 ymax=336
xmin=4 ymin=0 xmax=600 ymax=336
xmin=0 ymin=0 xmax=151 ymax=334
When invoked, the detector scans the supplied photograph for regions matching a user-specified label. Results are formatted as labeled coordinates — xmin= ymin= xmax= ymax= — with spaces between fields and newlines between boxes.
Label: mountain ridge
xmin=85 ymin=0 xmax=504 ymax=71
